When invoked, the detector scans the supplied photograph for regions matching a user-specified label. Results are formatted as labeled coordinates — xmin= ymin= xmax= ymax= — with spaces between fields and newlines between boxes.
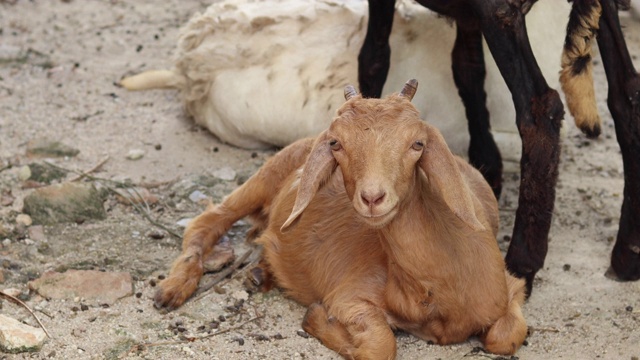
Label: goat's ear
xmin=281 ymin=131 xmax=336 ymax=231
xmin=420 ymin=124 xmax=485 ymax=231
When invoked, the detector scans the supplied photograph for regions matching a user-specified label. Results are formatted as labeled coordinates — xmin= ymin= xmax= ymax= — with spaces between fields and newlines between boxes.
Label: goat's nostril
xmin=361 ymin=191 xmax=386 ymax=207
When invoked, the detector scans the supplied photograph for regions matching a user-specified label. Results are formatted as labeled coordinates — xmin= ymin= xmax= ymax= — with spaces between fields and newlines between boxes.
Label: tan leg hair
xmin=560 ymin=0 xmax=602 ymax=138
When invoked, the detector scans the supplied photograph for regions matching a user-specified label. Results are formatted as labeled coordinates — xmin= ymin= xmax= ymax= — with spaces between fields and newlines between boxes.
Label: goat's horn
xmin=344 ymin=85 xmax=358 ymax=100
xmin=399 ymin=79 xmax=418 ymax=101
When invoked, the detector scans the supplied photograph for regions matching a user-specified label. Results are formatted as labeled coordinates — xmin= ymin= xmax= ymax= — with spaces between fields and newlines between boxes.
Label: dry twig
xmin=0 ymin=291 xmax=52 ymax=339
xmin=192 ymin=247 xmax=256 ymax=302
xmin=69 ymin=155 xmax=110 ymax=182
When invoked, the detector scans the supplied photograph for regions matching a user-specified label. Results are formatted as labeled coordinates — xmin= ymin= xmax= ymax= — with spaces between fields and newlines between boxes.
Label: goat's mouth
xmin=357 ymin=206 xmax=398 ymax=228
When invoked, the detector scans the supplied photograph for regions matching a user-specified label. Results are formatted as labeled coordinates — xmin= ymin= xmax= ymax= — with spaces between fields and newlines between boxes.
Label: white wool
xmin=126 ymin=0 xmax=570 ymax=157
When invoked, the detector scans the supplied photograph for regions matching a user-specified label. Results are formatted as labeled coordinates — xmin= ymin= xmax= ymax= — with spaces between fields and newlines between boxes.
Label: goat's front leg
xmin=155 ymin=138 xmax=314 ymax=310
xmin=597 ymin=0 xmax=640 ymax=280
xmin=477 ymin=1 xmax=564 ymax=294
xmin=358 ymin=0 xmax=396 ymax=98
xmin=154 ymin=205 xmax=240 ymax=310
xmin=302 ymin=302 xmax=396 ymax=360
xmin=451 ymin=22 xmax=503 ymax=198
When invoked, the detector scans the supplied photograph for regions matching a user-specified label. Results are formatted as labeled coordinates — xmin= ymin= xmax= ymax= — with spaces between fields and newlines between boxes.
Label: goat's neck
xmin=380 ymin=176 xmax=471 ymax=279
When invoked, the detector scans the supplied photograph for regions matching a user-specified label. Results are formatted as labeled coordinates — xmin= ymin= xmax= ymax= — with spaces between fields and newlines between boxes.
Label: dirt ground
xmin=0 ymin=1 xmax=639 ymax=359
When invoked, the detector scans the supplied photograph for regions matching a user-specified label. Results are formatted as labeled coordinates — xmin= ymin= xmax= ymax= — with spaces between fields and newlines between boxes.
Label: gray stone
xmin=212 ymin=167 xmax=236 ymax=181
xmin=26 ymin=139 xmax=79 ymax=158
xmin=25 ymin=163 xmax=67 ymax=184
xmin=0 ymin=314 xmax=47 ymax=353
xmin=28 ymin=270 xmax=133 ymax=305
xmin=22 ymin=183 xmax=106 ymax=225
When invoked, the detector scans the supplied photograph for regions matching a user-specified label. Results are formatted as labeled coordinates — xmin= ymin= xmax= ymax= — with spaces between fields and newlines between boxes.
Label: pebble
xmin=125 ymin=149 xmax=145 ymax=160
xmin=18 ymin=166 xmax=32 ymax=181
xmin=212 ymin=167 xmax=236 ymax=181
xmin=188 ymin=190 xmax=208 ymax=203
xmin=16 ymin=214 xmax=32 ymax=226
xmin=27 ymin=225 xmax=46 ymax=242
xmin=176 ymin=218 xmax=192 ymax=228
xmin=2 ymin=239 xmax=11 ymax=247
xmin=22 ymin=183 xmax=106 ymax=225
xmin=231 ymin=290 xmax=249 ymax=302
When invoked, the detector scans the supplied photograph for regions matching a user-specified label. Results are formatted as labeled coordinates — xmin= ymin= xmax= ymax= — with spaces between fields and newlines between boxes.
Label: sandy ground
xmin=0 ymin=1 xmax=639 ymax=359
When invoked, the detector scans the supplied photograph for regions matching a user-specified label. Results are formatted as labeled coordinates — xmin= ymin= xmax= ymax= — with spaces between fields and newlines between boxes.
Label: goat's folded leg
xmin=154 ymin=205 xmax=245 ymax=310
xmin=597 ymin=0 xmax=640 ymax=281
xmin=451 ymin=22 xmax=503 ymax=198
xmin=302 ymin=302 xmax=396 ymax=360
xmin=481 ymin=272 xmax=528 ymax=355
xmin=155 ymin=138 xmax=315 ymax=310
xmin=476 ymin=1 xmax=565 ymax=295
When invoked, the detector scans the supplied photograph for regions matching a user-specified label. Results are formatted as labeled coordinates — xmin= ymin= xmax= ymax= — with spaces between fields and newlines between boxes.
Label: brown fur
xmin=155 ymin=83 xmax=527 ymax=358
xmin=560 ymin=0 xmax=602 ymax=138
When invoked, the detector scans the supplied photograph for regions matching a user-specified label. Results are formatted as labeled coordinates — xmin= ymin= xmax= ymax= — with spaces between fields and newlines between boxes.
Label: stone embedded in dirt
xmin=114 ymin=187 xmax=159 ymax=205
xmin=212 ymin=167 xmax=236 ymax=181
xmin=23 ymin=163 xmax=67 ymax=184
xmin=0 ymin=314 xmax=47 ymax=353
xmin=1 ymin=193 xmax=14 ymax=207
xmin=22 ymin=182 xmax=106 ymax=225
xmin=26 ymin=139 xmax=80 ymax=158
xmin=15 ymin=214 xmax=32 ymax=227
xmin=27 ymin=225 xmax=46 ymax=242
xmin=28 ymin=270 xmax=133 ymax=305
xmin=125 ymin=149 xmax=145 ymax=160
xmin=188 ymin=190 xmax=208 ymax=203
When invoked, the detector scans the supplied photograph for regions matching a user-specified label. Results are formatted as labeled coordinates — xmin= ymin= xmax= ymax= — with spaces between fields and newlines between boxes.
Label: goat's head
xmin=282 ymin=79 xmax=484 ymax=231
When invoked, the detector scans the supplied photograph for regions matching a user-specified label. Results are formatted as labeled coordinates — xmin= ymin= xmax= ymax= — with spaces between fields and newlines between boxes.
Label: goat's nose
xmin=361 ymin=190 xmax=386 ymax=207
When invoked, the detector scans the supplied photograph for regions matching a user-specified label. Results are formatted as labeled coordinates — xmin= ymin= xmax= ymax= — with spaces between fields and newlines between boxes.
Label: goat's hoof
xmin=578 ymin=122 xmax=601 ymax=139
xmin=153 ymin=275 xmax=199 ymax=311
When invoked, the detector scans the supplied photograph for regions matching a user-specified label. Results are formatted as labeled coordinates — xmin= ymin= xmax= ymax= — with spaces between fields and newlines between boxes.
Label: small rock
xmin=26 ymin=139 xmax=79 ymax=158
xmin=188 ymin=190 xmax=208 ymax=203
xmin=1 ymin=288 xmax=22 ymax=297
xmin=22 ymin=183 xmax=106 ymax=225
xmin=0 ymin=314 xmax=47 ymax=353
xmin=24 ymin=163 xmax=66 ymax=184
xmin=126 ymin=149 xmax=145 ymax=160
xmin=2 ymin=239 xmax=11 ymax=247
xmin=212 ymin=167 xmax=236 ymax=181
xmin=16 ymin=214 xmax=32 ymax=227
xmin=114 ymin=187 xmax=158 ymax=205
xmin=176 ymin=218 xmax=192 ymax=228
xmin=27 ymin=226 xmax=46 ymax=242
xmin=28 ymin=270 xmax=133 ymax=305
xmin=1 ymin=193 xmax=14 ymax=206
xmin=0 ymin=224 xmax=9 ymax=238
xmin=18 ymin=166 xmax=32 ymax=181
xmin=231 ymin=290 xmax=249 ymax=302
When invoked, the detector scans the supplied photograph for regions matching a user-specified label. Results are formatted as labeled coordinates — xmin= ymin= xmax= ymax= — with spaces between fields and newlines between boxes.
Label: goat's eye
xmin=329 ymin=140 xmax=342 ymax=151
xmin=411 ymin=140 xmax=424 ymax=151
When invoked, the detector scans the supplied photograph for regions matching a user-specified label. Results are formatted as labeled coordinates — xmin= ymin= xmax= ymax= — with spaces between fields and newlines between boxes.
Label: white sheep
xmin=154 ymin=80 xmax=528 ymax=358
xmin=121 ymin=0 xmax=569 ymax=159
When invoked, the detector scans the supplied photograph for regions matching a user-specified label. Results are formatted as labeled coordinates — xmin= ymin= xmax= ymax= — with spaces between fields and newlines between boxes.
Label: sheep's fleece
xmin=122 ymin=0 xmax=570 ymax=157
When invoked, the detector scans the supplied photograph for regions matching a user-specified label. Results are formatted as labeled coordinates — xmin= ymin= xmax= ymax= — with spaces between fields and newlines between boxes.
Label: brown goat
xmin=155 ymin=80 xmax=527 ymax=358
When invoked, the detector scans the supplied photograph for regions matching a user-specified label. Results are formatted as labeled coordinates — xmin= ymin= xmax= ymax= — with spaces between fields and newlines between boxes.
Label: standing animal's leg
xmin=302 ymin=302 xmax=396 ymax=360
xmin=596 ymin=0 xmax=640 ymax=280
xmin=154 ymin=139 xmax=314 ymax=310
xmin=476 ymin=1 xmax=565 ymax=294
xmin=452 ymin=22 xmax=503 ymax=197
xmin=358 ymin=0 xmax=396 ymax=98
